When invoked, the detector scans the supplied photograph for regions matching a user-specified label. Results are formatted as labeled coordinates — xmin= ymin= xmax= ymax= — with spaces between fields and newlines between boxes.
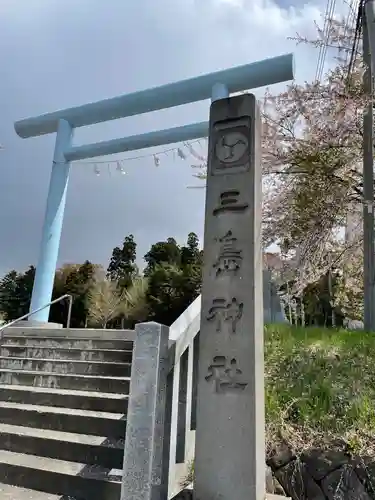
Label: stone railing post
xmin=195 ymin=93 xmax=265 ymax=500
xmin=121 ymin=322 xmax=171 ymax=500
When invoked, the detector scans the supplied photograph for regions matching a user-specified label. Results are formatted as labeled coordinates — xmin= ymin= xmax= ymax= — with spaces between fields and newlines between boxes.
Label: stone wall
xmin=267 ymin=444 xmax=375 ymax=499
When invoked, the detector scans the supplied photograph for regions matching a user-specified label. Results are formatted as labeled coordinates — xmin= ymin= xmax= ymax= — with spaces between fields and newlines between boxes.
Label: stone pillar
xmin=121 ymin=322 xmax=171 ymax=500
xmin=194 ymin=94 xmax=265 ymax=500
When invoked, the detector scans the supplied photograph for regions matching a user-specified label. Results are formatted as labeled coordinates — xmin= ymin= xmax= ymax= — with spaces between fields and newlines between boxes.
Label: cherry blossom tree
xmin=192 ymin=16 xmax=366 ymax=309
xmin=262 ymin=17 xmax=365 ymax=289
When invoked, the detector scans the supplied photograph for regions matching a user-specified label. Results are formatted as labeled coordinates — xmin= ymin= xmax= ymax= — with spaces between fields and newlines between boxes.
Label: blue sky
xmin=0 ymin=0 xmax=327 ymax=275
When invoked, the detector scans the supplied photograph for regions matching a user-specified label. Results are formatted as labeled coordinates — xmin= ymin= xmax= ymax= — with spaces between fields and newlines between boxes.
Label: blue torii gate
xmin=14 ymin=54 xmax=294 ymax=323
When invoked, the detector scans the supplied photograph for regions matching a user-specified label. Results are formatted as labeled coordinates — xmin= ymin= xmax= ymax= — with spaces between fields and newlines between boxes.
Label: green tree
xmin=145 ymin=233 xmax=202 ymax=325
xmin=0 ymin=232 xmax=203 ymax=328
xmin=0 ymin=267 xmax=35 ymax=321
xmin=50 ymin=264 xmax=80 ymax=326
xmin=66 ymin=261 xmax=98 ymax=327
xmin=180 ymin=232 xmax=202 ymax=267
xmin=144 ymin=237 xmax=181 ymax=276
xmin=50 ymin=261 xmax=98 ymax=327
xmin=16 ymin=266 xmax=36 ymax=318
xmin=0 ymin=270 xmax=19 ymax=320
xmin=146 ymin=263 xmax=187 ymax=325
xmin=107 ymin=235 xmax=138 ymax=288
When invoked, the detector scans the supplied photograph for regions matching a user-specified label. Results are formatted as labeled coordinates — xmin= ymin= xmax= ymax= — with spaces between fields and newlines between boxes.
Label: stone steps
xmin=0 ymin=356 xmax=132 ymax=377
xmin=0 ymin=450 xmax=121 ymax=500
xmin=0 ymin=384 xmax=128 ymax=413
xmin=0 ymin=330 xmax=133 ymax=499
xmin=0 ymin=368 xmax=130 ymax=393
xmin=1 ymin=345 xmax=133 ymax=362
xmin=1 ymin=335 xmax=133 ymax=350
xmin=0 ymin=483 xmax=64 ymax=500
xmin=0 ymin=401 xmax=126 ymax=437
xmin=0 ymin=423 xmax=124 ymax=469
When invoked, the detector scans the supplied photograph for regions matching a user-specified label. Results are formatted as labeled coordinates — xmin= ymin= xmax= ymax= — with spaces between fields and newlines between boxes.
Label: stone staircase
xmin=0 ymin=285 xmax=288 ymax=500
xmin=0 ymin=328 xmax=134 ymax=500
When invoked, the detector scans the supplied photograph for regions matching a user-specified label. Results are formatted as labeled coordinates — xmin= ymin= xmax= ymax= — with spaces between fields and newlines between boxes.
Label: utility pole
xmin=362 ymin=2 xmax=375 ymax=330
xmin=365 ymin=0 xmax=375 ymax=68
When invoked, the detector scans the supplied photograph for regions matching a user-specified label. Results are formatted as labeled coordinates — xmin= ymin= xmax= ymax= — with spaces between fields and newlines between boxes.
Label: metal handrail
xmin=0 ymin=294 xmax=73 ymax=333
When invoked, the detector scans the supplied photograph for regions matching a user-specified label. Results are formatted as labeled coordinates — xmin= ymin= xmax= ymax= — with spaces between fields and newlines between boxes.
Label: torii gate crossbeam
xmin=14 ymin=53 xmax=294 ymax=323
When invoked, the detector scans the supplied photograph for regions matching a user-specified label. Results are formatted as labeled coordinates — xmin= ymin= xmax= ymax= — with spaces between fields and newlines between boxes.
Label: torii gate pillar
xmin=29 ymin=120 xmax=73 ymax=322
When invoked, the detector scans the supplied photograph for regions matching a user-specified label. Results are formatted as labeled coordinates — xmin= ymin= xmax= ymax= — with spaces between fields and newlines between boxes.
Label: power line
xmin=347 ymin=2 xmax=363 ymax=81
xmin=315 ymin=9 xmax=329 ymax=81
xmin=361 ymin=0 xmax=375 ymax=330
xmin=315 ymin=0 xmax=337 ymax=82
xmin=343 ymin=0 xmax=360 ymax=65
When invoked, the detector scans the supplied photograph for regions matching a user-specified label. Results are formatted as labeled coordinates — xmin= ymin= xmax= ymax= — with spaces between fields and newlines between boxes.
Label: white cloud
xmin=211 ymin=0 xmax=322 ymax=31
xmin=187 ymin=0 xmax=323 ymax=85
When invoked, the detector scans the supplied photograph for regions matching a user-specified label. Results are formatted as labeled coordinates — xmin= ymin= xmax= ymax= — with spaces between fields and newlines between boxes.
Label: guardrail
xmin=0 ymin=294 xmax=73 ymax=337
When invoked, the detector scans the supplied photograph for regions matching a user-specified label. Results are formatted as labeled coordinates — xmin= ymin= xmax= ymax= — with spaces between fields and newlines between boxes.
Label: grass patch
xmin=265 ymin=324 xmax=375 ymax=457
xmin=180 ymin=325 xmax=375 ymax=487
